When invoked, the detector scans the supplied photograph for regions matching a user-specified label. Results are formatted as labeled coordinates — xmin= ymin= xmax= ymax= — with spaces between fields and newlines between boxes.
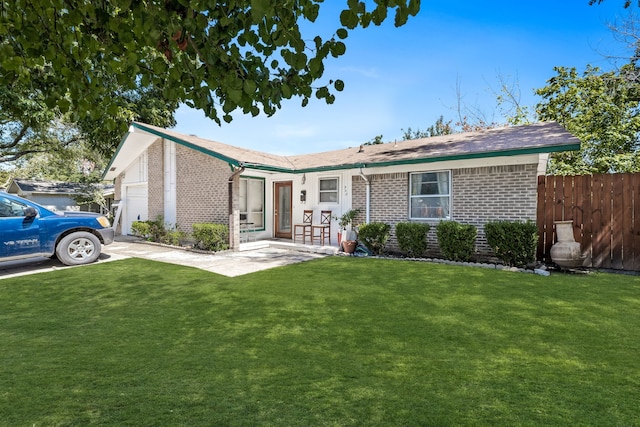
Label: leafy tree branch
xmin=0 ymin=0 xmax=420 ymax=132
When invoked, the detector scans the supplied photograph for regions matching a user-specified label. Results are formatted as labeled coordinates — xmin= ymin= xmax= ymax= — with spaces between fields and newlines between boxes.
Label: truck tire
xmin=55 ymin=232 xmax=102 ymax=266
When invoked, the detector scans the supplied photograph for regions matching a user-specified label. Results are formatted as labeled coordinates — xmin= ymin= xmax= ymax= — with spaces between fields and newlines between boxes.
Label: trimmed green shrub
xmin=484 ymin=220 xmax=538 ymax=267
xmin=436 ymin=221 xmax=477 ymax=262
xmin=162 ymin=229 xmax=187 ymax=246
xmin=131 ymin=220 xmax=152 ymax=239
xmin=395 ymin=222 xmax=430 ymax=257
xmin=192 ymin=223 xmax=229 ymax=252
xmin=357 ymin=222 xmax=391 ymax=255
xmin=131 ymin=217 xmax=166 ymax=242
xmin=131 ymin=217 xmax=186 ymax=246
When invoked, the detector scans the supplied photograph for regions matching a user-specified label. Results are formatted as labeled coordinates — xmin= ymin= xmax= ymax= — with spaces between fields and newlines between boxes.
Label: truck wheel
xmin=55 ymin=232 xmax=102 ymax=266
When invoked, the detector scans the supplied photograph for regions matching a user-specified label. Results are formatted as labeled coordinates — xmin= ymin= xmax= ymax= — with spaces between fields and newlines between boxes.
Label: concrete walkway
xmin=103 ymin=238 xmax=336 ymax=276
xmin=0 ymin=237 xmax=339 ymax=279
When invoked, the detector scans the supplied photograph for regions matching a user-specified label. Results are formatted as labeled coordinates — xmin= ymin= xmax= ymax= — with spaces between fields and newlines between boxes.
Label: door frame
xmin=274 ymin=181 xmax=292 ymax=239
xmin=122 ymin=183 xmax=148 ymax=235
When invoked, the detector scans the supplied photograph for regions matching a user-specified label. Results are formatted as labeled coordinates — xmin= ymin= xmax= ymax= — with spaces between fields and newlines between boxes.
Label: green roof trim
xmin=132 ymin=123 xmax=242 ymax=168
xmin=240 ymin=163 xmax=297 ymax=174
xmin=244 ymin=142 xmax=580 ymax=174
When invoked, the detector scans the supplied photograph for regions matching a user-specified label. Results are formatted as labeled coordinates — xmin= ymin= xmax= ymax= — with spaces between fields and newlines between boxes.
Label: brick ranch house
xmin=103 ymin=121 xmax=580 ymax=257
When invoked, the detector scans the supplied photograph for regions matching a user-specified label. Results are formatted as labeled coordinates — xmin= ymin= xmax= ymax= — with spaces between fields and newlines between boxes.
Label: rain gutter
xmin=359 ymin=167 xmax=370 ymax=224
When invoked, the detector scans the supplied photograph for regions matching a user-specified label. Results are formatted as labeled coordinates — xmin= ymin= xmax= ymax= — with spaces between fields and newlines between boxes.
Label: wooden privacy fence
xmin=537 ymin=173 xmax=640 ymax=271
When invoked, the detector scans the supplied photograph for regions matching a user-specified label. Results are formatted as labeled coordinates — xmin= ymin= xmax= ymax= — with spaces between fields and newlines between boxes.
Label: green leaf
xmin=372 ymin=7 xmax=388 ymax=25
xmin=361 ymin=13 xmax=372 ymax=28
xmin=250 ymin=0 xmax=268 ymax=21
xmin=315 ymin=86 xmax=329 ymax=99
xmin=308 ymin=58 xmax=324 ymax=76
xmin=107 ymin=102 xmax=120 ymax=116
xmin=394 ymin=8 xmax=409 ymax=27
xmin=334 ymin=79 xmax=344 ymax=92
xmin=222 ymin=98 xmax=237 ymax=113
xmin=336 ymin=28 xmax=349 ymax=40
xmin=330 ymin=41 xmax=346 ymax=58
xmin=228 ymin=88 xmax=243 ymax=104
xmin=282 ymin=49 xmax=295 ymax=67
xmin=409 ymin=0 xmax=421 ymax=15
xmin=243 ymin=79 xmax=257 ymax=95
xmin=340 ymin=10 xmax=359 ymax=29
xmin=58 ymin=97 xmax=71 ymax=113
xmin=305 ymin=3 xmax=320 ymax=22
xmin=295 ymin=52 xmax=308 ymax=70
xmin=281 ymin=83 xmax=292 ymax=98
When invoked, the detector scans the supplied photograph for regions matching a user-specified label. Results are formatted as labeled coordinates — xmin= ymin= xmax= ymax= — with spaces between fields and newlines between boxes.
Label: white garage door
xmin=123 ymin=184 xmax=148 ymax=235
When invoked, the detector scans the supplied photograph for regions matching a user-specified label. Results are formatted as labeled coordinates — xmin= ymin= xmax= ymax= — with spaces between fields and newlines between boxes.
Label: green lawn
xmin=1 ymin=257 xmax=639 ymax=426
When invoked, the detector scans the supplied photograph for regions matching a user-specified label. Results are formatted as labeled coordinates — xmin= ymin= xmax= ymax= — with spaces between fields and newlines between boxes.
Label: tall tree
xmin=1 ymin=79 xmax=177 ymax=166
xmin=76 ymin=83 xmax=179 ymax=157
xmin=494 ymin=74 xmax=534 ymax=126
xmin=0 ymin=82 xmax=78 ymax=163
xmin=401 ymin=115 xmax=454 ymax=140
xmin=0 ymin=1 xmax=419 ymax=131
xmin=364 ymin=135 xmax=385 ymax=145
xmin=536 ymin=65 xmax=640 ymax=174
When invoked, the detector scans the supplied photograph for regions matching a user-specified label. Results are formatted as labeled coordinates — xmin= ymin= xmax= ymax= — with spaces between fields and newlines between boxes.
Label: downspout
xmin=228 ymin=164 xmax=245 ymax=214
xmin=228 ymin=164 xmax=245 ymax=251
xmin=359 ymin=167 xmax=370 ymax=224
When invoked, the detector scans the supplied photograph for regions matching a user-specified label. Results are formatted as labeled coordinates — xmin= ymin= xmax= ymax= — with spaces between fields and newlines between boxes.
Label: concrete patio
xmin=0 ymin=236 xmax=340 ymax=280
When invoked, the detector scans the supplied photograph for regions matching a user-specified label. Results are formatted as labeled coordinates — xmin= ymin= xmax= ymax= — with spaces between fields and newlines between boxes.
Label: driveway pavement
xmin=0 ymin=237 xmax=337 ymax=280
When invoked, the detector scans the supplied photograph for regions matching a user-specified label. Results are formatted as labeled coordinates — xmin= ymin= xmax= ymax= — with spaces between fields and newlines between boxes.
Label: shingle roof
xmin=10 ymin=179 xmax=85 ymax=194
xmin=120 ymin=121 xmax=580 ymax=175
xmin=286 ymin=121 xmax=581 ymax=171
xmin=9 ymin=179 xmax=114 ymax=195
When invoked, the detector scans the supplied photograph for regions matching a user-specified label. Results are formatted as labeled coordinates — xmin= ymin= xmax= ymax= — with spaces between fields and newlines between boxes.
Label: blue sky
xmin=173 ymin=1 xmax=634 ymax=155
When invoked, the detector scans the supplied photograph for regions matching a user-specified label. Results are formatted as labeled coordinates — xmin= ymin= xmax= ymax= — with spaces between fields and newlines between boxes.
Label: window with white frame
xmin=239 ymin=177 xmax=265 ymax=229
xmin=409 ymin=171 xmax=451 ymax=220
xmin=319 ymin=177 xmax=339 ymax=203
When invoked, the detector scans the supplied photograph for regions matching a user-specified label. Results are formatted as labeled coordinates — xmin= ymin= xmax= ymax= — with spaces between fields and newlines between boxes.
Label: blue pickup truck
xmin=0 ymin=191 xmax=114 ymax=266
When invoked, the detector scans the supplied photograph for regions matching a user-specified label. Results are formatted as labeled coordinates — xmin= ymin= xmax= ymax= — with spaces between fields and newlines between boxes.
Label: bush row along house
xmin=103 ymin=121 xmax=580 ymax=256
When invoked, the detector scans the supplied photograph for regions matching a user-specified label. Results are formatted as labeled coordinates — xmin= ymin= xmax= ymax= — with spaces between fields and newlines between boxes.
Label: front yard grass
xmin=1 ymin=257 xmax=639 ymax=426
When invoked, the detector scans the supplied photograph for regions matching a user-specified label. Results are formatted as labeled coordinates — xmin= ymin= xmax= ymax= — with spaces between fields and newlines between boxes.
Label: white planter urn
xmin=342 ymin=229 xmax=357 ymax=242
xmin=550 ymin=220 xmax=585 ymax=268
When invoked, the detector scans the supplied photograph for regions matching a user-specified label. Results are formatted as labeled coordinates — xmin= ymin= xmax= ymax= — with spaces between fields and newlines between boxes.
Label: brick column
xmin=228 ymin=168 xmax=241 ymax=251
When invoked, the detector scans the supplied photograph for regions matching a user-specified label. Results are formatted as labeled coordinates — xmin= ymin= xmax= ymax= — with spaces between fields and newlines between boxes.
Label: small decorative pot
xmin=342 ymin=240 xmax=357 ymax=254
xmin=550 ymin=220 xmax=585 ymax=268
